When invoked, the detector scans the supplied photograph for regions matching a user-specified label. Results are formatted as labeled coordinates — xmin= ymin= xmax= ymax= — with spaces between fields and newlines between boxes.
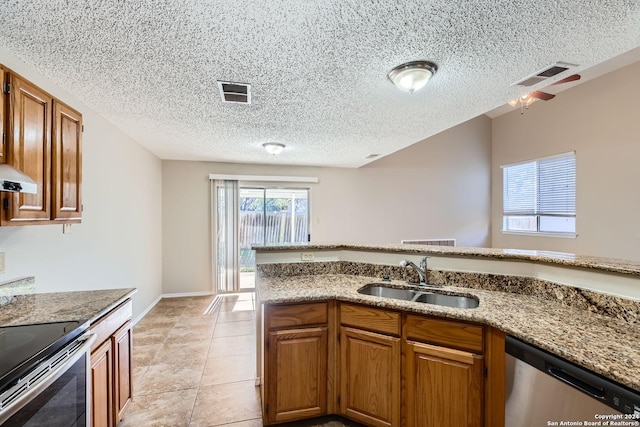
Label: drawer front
xmin=340 ymin=303 xmax=400 ymax=336
xmin=405 ymin=315 xmax=484 ymax=353
xmin=267 ymin=302 xmax=328 ymax=329
xmin=90 ymin=299 xmax=133 ymax=352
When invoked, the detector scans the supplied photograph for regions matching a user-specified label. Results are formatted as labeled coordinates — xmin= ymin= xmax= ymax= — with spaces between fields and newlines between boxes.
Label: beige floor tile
xmin=217 ymin=310 xmax=255 ymax=323
xmin=201 ymin=353 xmax=256 ymax=386
xmin=133 ymin=328 xmax=170 ymax=346
xmin=119 ymin=388 xmax=198 ymax=427
xmin=180 ymin=313 xmax=220 ymax=326
xmin=202 ymin=419 xmax=263 ymax=427
xmin=189 ymin=381 xmax=262 ymax=427
xmin=132 ymin=343 xmax=162 ymax=367
xmin=153 ymin=341 xmax=211 ymax=364
xmin=165 ymin=324 xmax=216 ymax=344
xmin=209 ymin=334 xmax=256 ymax=358
xmin=219 ymin=300 xmax=255 ymax=313
xmin=213 ymin=320 xmax=256 ymax=338
xmin=136 ymin=362 xmax=206 ymax=396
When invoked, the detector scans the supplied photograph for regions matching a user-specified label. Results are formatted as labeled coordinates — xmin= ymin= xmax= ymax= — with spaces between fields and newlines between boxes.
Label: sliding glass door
xmin=216 ymin=184 xmax=309 ymax=293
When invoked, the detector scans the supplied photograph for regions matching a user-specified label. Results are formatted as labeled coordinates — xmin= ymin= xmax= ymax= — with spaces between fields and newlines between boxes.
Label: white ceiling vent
xmin=217 ymin=81 xmax=251 ymax=104
xmin=513 ymin=62 xmax=578 ymax=87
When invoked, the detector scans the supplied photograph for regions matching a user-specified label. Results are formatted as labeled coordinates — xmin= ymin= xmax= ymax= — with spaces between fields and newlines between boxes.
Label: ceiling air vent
xmin=217 ymin=81 xmax=251 ymax=104
xmin=513 ymin=62 xmax=577 ymax=87
xmin=366 ymin=154 xmax=380 ymax=159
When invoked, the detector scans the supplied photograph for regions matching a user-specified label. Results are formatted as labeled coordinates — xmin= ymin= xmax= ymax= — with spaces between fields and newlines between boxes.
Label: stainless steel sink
xmin=358 ymin=285 xmax=416 ymax=300
xmin=358 ymin=284 xmax=479 ymax=309
xmin=413 ymin=292 xmax=479 ymax=309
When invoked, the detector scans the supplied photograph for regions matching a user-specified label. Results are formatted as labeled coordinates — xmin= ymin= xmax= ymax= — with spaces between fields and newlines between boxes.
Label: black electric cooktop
xmin=0 ymin=320 xmax=87 ymax=393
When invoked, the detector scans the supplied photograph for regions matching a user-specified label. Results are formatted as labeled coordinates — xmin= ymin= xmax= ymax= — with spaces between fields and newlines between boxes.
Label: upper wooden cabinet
xmin=0 ymin=65 xmax=82 ymax=225
xmin=52 ymin=100 xmax=82 ymax=221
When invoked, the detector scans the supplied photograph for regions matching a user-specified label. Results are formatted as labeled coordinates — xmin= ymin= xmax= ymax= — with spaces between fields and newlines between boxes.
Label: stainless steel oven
xmin=0 ymin=321 xmax=96 ymax=426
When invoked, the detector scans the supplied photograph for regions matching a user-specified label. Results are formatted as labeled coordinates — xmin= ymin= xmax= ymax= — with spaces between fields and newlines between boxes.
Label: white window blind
xmin=502 ymin=152 xmax=576 ymax=234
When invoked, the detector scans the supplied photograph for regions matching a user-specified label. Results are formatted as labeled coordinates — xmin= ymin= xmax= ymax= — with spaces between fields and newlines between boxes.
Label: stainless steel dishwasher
xmin=505 ymin=336 xmax=640 ymax=427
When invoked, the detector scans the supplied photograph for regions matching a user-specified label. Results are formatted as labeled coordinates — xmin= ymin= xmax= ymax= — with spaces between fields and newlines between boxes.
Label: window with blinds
xmin=502 ymin=152 xmax=576 ymax=234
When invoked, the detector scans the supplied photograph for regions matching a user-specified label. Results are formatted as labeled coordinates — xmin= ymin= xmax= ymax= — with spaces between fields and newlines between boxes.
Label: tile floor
xmin=122 ymin=293 xmax=357 ymax=427
xmin=121 ymin=293 xmax=262 ymax=427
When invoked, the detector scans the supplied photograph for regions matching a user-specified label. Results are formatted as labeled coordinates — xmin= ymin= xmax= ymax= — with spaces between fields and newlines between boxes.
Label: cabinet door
xmin=4 ymin=73 xmax=51 ymax=223
xmin=339 ymin=326 xmax=401 ymax=427
xmin=113 ymin=321 xmax=133 ymax=424
xmin=52 ymin=100 xmax=82 ymax=221
xmin=91 ymin=339 xmax=114 ymax=427
xmin=265 ymin=327 xmax=328 ymax=424
xmin=405 ymin=340 xmax=483 ymax=427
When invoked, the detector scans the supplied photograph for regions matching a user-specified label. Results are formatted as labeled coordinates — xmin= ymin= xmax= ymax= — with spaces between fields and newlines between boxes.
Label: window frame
xmin=501 ymin=152 xmax=577 ymax=238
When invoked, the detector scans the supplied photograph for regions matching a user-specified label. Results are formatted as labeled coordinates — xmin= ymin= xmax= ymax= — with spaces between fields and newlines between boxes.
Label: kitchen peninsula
xmin=253 ymin=243 xmax=640 ymax=426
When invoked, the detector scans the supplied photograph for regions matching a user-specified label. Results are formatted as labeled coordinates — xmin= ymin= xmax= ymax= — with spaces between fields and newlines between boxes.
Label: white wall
xmin=492 ymin=61 xmax=640 ymax=261
xmin=0 ymin=47 xmax=163 ymax=319
xmin=162 ymin=116 xmax=492 ymax=294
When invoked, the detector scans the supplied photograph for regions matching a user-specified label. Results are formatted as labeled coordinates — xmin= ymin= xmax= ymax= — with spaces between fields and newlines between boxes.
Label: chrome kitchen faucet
xmin=399 ymin=257 xmax=441 ymax=287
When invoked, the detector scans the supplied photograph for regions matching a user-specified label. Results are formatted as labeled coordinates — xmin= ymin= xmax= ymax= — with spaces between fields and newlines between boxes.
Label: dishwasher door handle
xmin=547 ymin=365 xmax=606 ymax=400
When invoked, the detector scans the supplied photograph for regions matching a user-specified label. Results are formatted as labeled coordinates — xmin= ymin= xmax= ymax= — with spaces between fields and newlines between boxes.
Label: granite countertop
xmin=0 ymin=288 xmax=137 ymax=327
xmin=253 ymin=243 xmax=640 ymax=276
xmin=257 ymin=274 xmax=640 ymax=393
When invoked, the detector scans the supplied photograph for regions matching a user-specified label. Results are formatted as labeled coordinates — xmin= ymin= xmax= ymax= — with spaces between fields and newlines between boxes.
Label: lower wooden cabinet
xmin=265 ymin=327 xmax=328 ymax=423
xmin=113 ymin=321 xmax=133 ymax=422
xmin=262 ymin=300 xmax=498 ymax=427
xmin=262 ymin=302 xmax=330 ymax=424
xmin=90 ymin=340 xmax=113 ymax=427
xmin=90 ymin=300 xmax=133 ymax=427
xmin=339 ymin=326 xmax=401 ymax=427
xmin=404 ymin=340 xmax=483 ymax=427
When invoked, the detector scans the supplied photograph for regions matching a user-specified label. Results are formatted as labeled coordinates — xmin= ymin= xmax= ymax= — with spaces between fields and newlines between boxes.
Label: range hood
xmin=0 ymin=164 xmax=37 ymax=194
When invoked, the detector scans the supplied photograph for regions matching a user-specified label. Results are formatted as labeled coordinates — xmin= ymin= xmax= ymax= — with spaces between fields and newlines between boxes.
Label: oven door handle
xmin=0 ymin=332 xmax=97 ymax=424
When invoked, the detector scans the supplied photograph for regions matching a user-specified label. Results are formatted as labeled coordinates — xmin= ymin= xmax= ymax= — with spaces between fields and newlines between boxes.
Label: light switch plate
xmin=301 ymin=252 xmax=315 ymax=261
xmin=63 ymin=223 xmax=72 ymax=234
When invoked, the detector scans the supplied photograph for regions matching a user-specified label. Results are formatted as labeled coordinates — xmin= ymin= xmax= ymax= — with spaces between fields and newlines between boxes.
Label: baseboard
xmin=133 ymin=294 xmax=163 ymax=326
xmin=133 ymin=291 xmax=216 ymax=325
xmin=161 ymin=291 xmax=215 ymax=298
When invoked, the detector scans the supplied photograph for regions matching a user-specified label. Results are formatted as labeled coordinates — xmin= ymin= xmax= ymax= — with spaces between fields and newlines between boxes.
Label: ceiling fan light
xmin=388 ymin=61 xmax=437 ymax=93
xmin=263 ymin=142 xmax=285 ymax=155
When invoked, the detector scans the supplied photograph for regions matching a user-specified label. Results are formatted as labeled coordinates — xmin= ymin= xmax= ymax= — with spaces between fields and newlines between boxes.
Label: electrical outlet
xmin=0 ymin=252 xmax=5 ymax=274
xmin=63 ymin=223 xmax=72 ymax=234
xmin=301 ymin=252 xmax=315 ymax=261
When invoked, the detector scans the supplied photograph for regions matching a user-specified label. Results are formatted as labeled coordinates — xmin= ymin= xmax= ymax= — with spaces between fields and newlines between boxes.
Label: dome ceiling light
xmin=263 ymin=142 xmax=285 ymax=155
xmin=388 ymin=60 xmax=438 ymax=93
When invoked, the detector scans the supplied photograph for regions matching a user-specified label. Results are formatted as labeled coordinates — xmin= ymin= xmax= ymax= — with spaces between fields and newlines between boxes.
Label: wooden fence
xmin=239 ymin=212 xmax=308 ymax=247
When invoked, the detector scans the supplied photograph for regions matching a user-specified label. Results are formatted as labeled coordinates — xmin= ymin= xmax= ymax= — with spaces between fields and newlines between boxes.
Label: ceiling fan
xmin=509 ymin=74 xmax=581 ymax=113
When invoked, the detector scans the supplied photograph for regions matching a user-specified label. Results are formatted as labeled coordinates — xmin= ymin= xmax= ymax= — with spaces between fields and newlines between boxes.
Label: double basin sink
xmin=358 ymin=283 xmax=479 ymax=309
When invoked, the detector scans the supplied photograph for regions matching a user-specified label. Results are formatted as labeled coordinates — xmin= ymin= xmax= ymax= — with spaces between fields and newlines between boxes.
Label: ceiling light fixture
xmin=388 ymin=60 xmax=438 ymax=93
xmin=263 ymin=142 xmax=285 ymax=155
xmin=508 ymin=94 xmax=537 ymax=114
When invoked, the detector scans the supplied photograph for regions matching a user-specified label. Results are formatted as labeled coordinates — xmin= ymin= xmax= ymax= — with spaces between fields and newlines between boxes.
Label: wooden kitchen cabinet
xmin=90 ymin=299 xmax=133 ymax=427
xmin=404 ymin=314 xmax=485 ymax=427
xmin=263 ymin=302 xmax=329 ymax=424
xmin=339 ymin=326 xmax=401 ymax=427
xmin=262 ymin=300 xmax=494 ymax=427
xmin=404 ymin=341 xmax=483 ymax=427
xmin=91 ymin=339 xmax=114 ymax=427
xmin=0 ymin=65 xmax=82 ymax=225
xmin=339 ymin=303 xmax=401 ymax=427
xmin=113 ymin=321 xmax=133 ymax=422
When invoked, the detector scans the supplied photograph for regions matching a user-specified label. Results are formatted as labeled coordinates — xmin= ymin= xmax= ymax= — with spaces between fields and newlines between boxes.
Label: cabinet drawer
xmin=267 ymin=302 xmax=327 ymax=329
xmin=90 ymin=299 xmax=133 ymax=352
xmin=340 ymin=303 xmax=400 ymax=336
xmin=405 ymin=315 xmax=484 ymax=353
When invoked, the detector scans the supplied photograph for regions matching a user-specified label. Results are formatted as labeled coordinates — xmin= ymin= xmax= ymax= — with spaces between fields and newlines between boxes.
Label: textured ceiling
xmin=1 ymin=1 xmax=639 ymax=167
